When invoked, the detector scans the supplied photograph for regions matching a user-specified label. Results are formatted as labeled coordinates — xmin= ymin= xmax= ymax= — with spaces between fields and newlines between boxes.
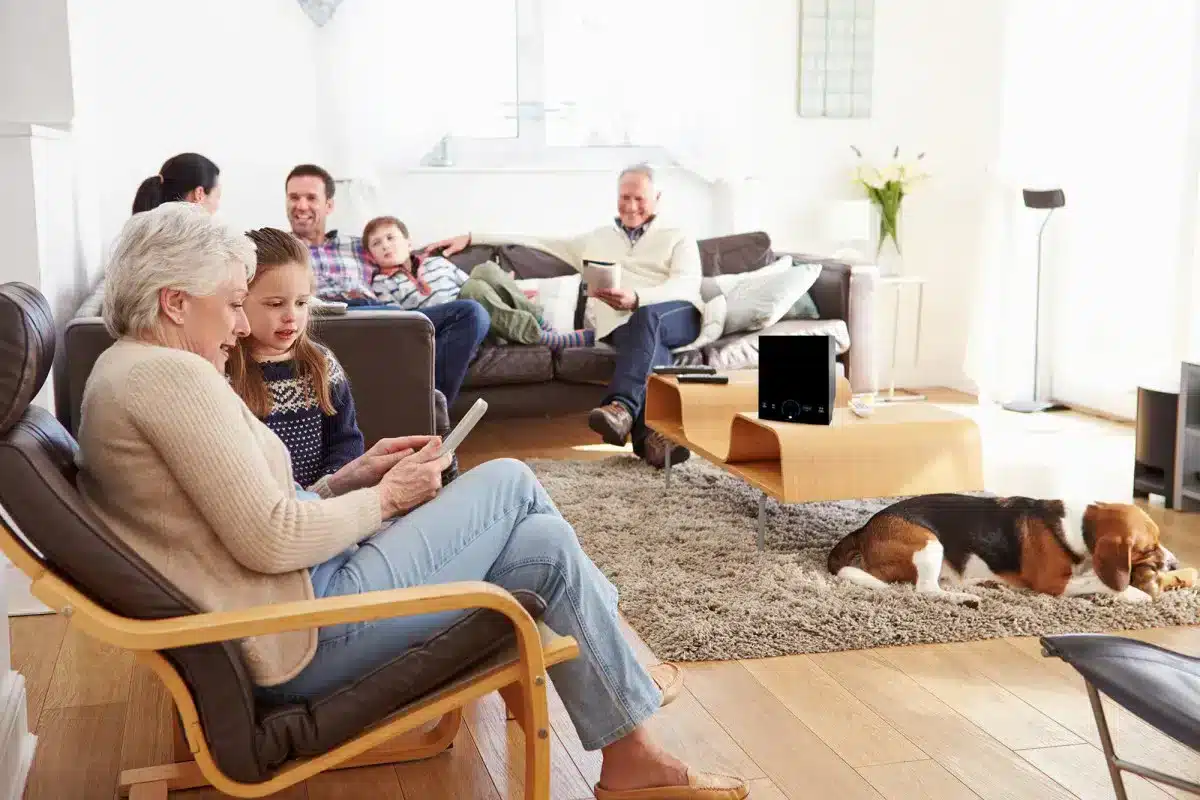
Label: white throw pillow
xmin=721 ymin=260 xmax=823 ymax=335
xmin=514 ymin=274 xmax=582 ymax=332
xmin=712 ymin=255 xmax=793 ymax=296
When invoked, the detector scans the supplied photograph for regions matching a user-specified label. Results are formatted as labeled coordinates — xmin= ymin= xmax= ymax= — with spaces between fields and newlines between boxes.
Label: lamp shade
xmin=1022 ymin=188 xmax=1065 ymax=209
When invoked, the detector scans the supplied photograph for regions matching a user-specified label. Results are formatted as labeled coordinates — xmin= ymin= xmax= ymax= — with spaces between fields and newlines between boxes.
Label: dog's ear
xmin=1040 ymin=499 xmax=1065 ymax=519
xmin=1088 ymin=508 xmax=1133 ymax=592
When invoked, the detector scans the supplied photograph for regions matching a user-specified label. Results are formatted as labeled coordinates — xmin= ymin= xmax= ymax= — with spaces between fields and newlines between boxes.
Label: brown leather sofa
xmin=57 ymin=309 xmax=440 ymax=448
xmin=59 ymin=231 xmax=854 ymax=437
xmin=444 ymin=230 xmax=856 ymax=418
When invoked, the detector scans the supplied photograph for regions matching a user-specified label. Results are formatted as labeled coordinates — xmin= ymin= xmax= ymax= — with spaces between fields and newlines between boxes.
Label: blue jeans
xmin=269 ymin=459 xmax=661 ymax=751
xmin=419 ymin=299 xmax=490 ymax=408
xmin=603 ymin=300 xmax=702 ymax=447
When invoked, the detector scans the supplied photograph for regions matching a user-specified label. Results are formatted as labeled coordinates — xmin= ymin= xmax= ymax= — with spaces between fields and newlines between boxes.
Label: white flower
xmin=880 ymin=163 xmax=901 ymax=184
xmin=856 ymin=166 xmax=884 ymax=189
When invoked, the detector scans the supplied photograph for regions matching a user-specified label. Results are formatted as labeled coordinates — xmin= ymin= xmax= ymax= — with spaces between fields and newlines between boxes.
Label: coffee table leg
xmin=664 ymin=444 xmax=672 ymax=488
xmin=757 ymin=492 xmax=767 ymax=549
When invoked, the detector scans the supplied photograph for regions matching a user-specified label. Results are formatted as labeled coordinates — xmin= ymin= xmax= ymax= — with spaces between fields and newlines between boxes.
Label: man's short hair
xmin=619 ymin=163 xmax=655 ymax=187
xmin=362 ymin=216 xmax=409 ymax=245
xmin=286 ymin=164 xmax=336 ymax=200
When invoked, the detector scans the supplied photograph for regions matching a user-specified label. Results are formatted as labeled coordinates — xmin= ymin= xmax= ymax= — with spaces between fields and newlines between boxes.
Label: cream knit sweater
xmin=76 ymin=340 xmax=383 ymax=686
xmin=474 ymin=220 xmax=703 ymax=340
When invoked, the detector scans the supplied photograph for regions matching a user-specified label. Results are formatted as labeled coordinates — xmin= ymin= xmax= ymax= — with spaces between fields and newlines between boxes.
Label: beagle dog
xmin=827 ymin=494 xmax=1178 ymax=605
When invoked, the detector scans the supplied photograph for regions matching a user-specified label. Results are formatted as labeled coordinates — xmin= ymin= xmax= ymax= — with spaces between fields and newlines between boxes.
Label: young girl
xmin=363 ymin=215 xmax=595 ymax=350
xmin=228 ymin=227 xmax=365 ymax=488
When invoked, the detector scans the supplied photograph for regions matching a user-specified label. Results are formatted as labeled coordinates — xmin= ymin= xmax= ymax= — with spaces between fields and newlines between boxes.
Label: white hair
xmin=619 ymin=163 xmax=656 ymax=187
xmin=102 ymin=202 xmax=256 ymax=338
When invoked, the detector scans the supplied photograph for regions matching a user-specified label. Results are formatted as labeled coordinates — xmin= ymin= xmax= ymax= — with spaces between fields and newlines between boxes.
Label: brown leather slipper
xmin=649 ymin=662 xmax=683 ymax=707
xmin=593 ymin=768 xmax=749 ymax=799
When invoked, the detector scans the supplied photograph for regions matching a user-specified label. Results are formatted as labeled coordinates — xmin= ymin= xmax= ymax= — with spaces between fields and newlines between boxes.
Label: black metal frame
xmin=1084 ymin=680 xmax=1200 ymax=798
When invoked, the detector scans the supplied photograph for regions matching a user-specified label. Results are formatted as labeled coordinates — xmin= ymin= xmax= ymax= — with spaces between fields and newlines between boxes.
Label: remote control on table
xmin=677 ymin=374 xmax=730 ymax=384
xmin=849 ymin=398 xmax=874 ymax=418
xmin=652 ymin=365 xmax=717 ymax=375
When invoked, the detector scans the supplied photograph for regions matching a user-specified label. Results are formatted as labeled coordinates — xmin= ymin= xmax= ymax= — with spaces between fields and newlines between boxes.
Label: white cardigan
xmin=473 ymin=221 xmax=703 ymax=340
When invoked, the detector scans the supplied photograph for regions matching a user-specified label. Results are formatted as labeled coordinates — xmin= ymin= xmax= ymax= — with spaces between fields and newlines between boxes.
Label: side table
xmin=878 ymin=274 xmax=927 ymax=403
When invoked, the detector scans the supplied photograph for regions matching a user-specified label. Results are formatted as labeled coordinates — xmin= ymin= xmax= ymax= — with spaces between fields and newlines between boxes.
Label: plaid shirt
xmin=307 ymin=230 xmax=375 ymax=300
xmin=616 ymin=215 xmax=656 ymax=245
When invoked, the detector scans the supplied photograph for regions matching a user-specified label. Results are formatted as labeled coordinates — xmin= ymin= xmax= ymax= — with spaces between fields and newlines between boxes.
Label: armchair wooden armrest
xmin=46 ymin=575 xmax=541 ymax=652
xmin=4 ymin=534 xmax=575 ymax=800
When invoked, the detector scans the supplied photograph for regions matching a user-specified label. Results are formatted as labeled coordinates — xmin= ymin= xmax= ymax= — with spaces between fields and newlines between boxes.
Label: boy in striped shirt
xmin=364 ymin=216 xmax=594 ymax=350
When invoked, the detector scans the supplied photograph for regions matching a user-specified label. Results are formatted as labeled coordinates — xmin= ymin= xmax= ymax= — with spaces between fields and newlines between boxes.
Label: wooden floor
xmin=11 ymin=390 xmax=1200 ymax=799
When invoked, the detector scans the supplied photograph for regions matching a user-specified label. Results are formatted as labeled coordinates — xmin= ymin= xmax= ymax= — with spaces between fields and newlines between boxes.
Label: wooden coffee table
xmin=644 ymin=372 xmax=984 ymax=547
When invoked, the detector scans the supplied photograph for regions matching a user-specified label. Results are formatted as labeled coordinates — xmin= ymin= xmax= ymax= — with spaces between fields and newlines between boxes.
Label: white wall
xmin=67 ymin=0 xmax=326 ymax=260
xmin=316 ymin=0 xmax=1008 ymax=390
xmin=0 ymin=0 xmax=73 ymax=126
xmin=328 ymin=167 xmax=719 ymax=246
xmin=700 ymin=0 xmax=1008 ymax=390
xmin=967 ymin=0 xmax=1200 ymax=417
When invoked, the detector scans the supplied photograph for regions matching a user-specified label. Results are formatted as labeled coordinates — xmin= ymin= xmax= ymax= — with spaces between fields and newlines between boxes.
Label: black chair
xmin=1041 ymin=633 xmax=1200 ymax=798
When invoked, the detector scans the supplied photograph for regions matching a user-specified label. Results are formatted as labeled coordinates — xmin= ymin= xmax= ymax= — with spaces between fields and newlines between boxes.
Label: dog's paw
xmin=944 ymin=591 xmax=980 ymax=608
xmin=1116 ymin=586 xmax=1153 ymax=603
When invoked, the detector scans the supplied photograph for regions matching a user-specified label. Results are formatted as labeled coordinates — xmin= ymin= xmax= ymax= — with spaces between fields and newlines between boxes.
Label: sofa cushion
xmin=720 ymin=258 xmax=822 ymax=336
xmin=499 ymin=244 xmax=578 ymax=280
xmin=464 ymin=344 xmax=555 ymax=388
xmin=515 ymin=274 xmax=582 ymax=332
xmin=554 ymin=344 xmax=618 ymax=385
xmin=702 ymin=319 xmax=851 ymax=371
xmin=697 ymin=232 xmax=773 ymax=277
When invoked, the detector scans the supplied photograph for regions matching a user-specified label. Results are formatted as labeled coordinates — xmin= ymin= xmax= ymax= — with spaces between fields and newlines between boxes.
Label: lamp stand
xmin=1003 ymin=208 xmax=1066 ymax=414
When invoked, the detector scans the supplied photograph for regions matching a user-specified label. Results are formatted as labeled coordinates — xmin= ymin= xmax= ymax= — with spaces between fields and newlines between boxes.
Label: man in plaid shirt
xmin=284 ymin=164 xmax=489 ymax=406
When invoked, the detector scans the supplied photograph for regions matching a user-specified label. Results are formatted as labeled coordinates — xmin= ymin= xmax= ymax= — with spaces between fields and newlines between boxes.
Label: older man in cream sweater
xmin=430 ymin=165 xmax=703 ymax=467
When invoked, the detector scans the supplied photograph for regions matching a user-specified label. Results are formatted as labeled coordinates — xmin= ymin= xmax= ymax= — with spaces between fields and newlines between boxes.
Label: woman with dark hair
xmin=131 ymin=152 xmax=221 ymax=214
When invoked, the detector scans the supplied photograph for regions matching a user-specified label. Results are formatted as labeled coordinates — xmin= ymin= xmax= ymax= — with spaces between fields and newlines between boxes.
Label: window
xmin=797 ymin=0 xmax=875 ymax=119
xmin=444 ymin=0 xmax=519 ymax=139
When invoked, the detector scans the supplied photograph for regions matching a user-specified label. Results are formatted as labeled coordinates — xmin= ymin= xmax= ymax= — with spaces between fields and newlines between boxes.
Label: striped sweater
xmin=370 ymin=254 xmax=469 ymax=310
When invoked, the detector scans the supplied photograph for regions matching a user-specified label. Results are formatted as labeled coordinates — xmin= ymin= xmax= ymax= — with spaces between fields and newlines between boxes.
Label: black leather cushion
xmin=1041 ymin=634 xmax=1200 ymax=750
xmin=464 ymin=344 xmax=555 ymax=388
xmin=0 ymin=283 xmax=54 ymax=435
xmin=0 ymin=281 xmax=547 ymax=784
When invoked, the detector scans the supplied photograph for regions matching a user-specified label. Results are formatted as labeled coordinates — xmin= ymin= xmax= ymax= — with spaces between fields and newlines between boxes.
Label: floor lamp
xmin=1003 ymin=188 xmax=1066 ymax=413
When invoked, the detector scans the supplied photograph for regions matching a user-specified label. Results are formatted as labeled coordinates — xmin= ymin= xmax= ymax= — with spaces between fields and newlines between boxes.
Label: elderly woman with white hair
xmin=76 ymin=202 xmax=747 ymax=799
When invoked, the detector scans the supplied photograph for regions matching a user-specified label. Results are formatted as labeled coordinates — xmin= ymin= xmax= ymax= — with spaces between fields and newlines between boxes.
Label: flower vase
xmin=872 ymin=204 xmax=905 ymax=276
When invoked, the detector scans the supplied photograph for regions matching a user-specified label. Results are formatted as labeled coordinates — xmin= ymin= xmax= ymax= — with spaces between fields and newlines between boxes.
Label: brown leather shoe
xmin=594 ymin=768 xmax=749 ymax=799
xmin=642 ymin=431 xmax=690 ymax=469
xmin=589 ymin=402 xmax=634 ymax=446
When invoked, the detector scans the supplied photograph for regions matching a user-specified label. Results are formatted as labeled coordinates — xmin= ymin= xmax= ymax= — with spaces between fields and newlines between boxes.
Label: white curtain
xmin=967 ymin=0 xmax=1200 ymax=418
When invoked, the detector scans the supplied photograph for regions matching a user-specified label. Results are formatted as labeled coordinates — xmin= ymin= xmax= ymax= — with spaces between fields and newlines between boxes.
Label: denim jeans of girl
xmin=272 ymin=458 xmax=660 ymax=750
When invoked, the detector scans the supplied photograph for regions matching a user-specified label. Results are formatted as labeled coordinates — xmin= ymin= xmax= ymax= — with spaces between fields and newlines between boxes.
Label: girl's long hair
xmin=228 ymin=228 xmax=335 ymax=417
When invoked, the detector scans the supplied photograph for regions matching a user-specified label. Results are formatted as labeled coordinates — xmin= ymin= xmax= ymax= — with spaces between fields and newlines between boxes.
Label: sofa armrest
xmin=848 ymin=266 xmax=880 ymax=394
xmin=311 ymin=310 xmax=436 ymax=444
xmin=59 ymin=311 xmax=437 ymax=447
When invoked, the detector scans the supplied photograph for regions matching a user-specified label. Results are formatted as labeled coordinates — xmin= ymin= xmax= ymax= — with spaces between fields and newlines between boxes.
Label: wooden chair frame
xmin=0 ymin=519 xmax=579 ymax=799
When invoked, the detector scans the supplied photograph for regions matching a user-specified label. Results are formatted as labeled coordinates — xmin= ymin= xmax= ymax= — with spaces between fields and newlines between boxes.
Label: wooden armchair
xmin=0 ymin=282 xmax=579 ymax=799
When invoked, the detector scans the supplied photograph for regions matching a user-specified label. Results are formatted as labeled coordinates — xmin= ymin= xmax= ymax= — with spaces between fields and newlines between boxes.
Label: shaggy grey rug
xmin=528 ymin=457 xmax=1200 ymax=662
